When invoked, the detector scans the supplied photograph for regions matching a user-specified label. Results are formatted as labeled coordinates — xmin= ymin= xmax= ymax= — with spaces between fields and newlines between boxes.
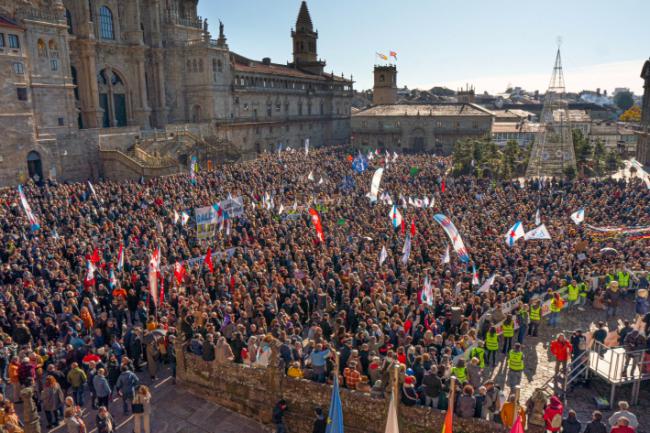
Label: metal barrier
xmin=590 ymin=341 xmax=649 ymax=406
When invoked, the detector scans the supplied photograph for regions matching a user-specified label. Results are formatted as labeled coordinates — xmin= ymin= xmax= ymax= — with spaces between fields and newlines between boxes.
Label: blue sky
xmin=198 ymin=0 xmax=649 ymax=94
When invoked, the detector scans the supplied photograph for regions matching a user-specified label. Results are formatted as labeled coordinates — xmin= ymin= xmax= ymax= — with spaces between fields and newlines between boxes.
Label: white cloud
xmin=419 ymin=59 xmax=646 ymax=95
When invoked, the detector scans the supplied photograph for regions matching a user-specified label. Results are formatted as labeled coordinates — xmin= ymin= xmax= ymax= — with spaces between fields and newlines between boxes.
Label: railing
xmin=18 ymin=7 xmax=61 ymax=23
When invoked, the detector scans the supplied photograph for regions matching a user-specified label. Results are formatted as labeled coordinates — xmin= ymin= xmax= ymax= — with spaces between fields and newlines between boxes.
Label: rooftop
xmin=553 ymin=109 xmax=591 ymax=123
xmin=492 ymin=122 xmax=542 ymax=134
xmin=231 ymin=53 xmax=349 ymax=83
xmin=353 ymin=103 xmax=493 ymax=117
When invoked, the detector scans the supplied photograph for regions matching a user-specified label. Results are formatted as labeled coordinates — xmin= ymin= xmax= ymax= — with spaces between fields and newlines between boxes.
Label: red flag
xmin=308 ymin=208 xmax=325 ymax=243
xmin=441 ymin=179 xmax=446 ymax=193
xmin=204 ymin=248 xmax=214 ymax=273
xmin=90 ymin=248 xmax=101 ymax=265
xmin=229 ymin=275 xmax=236 ymax=290
xmin=401 ymin=219 xmax=405 ymax=235
xmin=159 ymin=273 xmax=165 ymax=305
xmin=410 ymin=221 xmax=416 ymax=237
xmin=148 ymin=248 xmax=161 ymax=306
xmin=173 ymin=261 xmax=186 ymax=285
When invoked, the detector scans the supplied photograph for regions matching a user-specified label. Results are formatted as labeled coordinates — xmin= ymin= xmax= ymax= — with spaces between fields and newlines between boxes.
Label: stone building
xmin=0 ymin=0 xmax=352 ymax=185
xmin=638 ymin=58 xmax=650 ymax=166
xmin=352 ymin=64 xmax=493 ymax=154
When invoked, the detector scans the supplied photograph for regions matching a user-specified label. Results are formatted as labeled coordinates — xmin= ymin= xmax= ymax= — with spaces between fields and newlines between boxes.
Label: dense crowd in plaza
xmin=0 ymin=147 xmax=649 ymax=432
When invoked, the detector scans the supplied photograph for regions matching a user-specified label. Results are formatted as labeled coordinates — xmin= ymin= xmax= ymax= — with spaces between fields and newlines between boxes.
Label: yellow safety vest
xmin=529 ymin=306 xmax=541 ymax=321
xmin=567 ymin=285 xmax=579 ymax=301
xmin=578 ymin=283 xmax=588 ymax=298
xmin=502 ymin=323 xmax=514 ymax=338
xmin=470 ymin=347 xmax=485 ymax=368
xmin=550 ymin=298 xmax=561 ymax=313
xmin=617 ymin=271 xmax=630 ymax=288
xmin=486 ymin=333 xmax=499 ymax=351
xmin=451 ymin=366 xmax=467 ymax=383
xmin=508 ymin=350 xmax=524 ymax=371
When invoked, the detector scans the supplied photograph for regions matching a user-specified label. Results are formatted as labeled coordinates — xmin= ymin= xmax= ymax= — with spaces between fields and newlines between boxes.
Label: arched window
xmin=186 ymin=59 xmax=191 ymax=72
xmin=48 ymin=40 xmax=58 ymax=58
xmin=66 ymin=9 xmax=73 ymax=34
xmin=97 ymin=68 xmax=127 ymax=127
xmin=217 ymin=59 xmax=223 ymax=72
xmin=99 ymin=6 xmax=115 ymax=40
xmin=198 ymin=58 xmax=203 ymax=73
xmin=192 ymin=59 xmax=198 ymax=73
xmin=37 ymin=39 xmax=47 ymax=57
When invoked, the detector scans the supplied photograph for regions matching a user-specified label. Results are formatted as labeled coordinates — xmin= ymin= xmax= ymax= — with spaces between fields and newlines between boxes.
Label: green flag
xmin=337 ymin=218 xmax=346 ymax=226
xmin=410 ymin=167 xmax=420 ymax=177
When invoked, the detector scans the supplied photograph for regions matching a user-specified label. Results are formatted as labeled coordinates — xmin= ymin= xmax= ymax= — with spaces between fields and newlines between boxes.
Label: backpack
xmin=550 ymin=413 xmax=562 ymax=429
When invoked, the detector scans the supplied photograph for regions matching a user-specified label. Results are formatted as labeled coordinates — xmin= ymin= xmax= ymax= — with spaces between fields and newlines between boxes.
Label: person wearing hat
xmin=312 ymin=407 xmax=326 ymax=433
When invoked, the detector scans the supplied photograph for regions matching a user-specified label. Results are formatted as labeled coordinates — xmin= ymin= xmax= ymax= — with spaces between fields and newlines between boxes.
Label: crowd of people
xmin=0 ymin=147 xmax=648 ymax=432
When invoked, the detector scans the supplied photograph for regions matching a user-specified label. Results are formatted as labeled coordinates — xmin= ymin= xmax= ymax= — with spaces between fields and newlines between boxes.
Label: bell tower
xmin=637 ymin=58 xmax=650 ymax=165
xmin=291 ymin=1 xmax=325 ymax=74
xmin=373 ymin=65 xmax=398 ymax=105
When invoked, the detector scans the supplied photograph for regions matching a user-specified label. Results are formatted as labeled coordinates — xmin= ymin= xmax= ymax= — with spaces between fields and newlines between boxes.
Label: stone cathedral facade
xmin=0 ymin=0 xmax=352 ymax=185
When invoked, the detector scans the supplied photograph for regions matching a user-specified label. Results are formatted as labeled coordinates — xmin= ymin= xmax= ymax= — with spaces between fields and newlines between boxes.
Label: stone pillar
xmin=76 ymin=42 xmax=102 ymax=129
xmin=131 ymin=47 xmax=152 ymax=128
xmin=123 ymin=0 xmax=144 ymax=44
xmin=149 ymin=48 xmax=167 ymax=127
xmin=20 ymin=386 xmax=41 ymax=433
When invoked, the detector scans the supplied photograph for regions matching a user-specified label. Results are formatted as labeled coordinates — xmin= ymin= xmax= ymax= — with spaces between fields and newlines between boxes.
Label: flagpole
xmin=514 ymin=385 xmax=521 ymax=427
xmin=392 ymin=363 xmax=399 ymax=404
xmin=448 ymin=375 xmax=456 ymax=416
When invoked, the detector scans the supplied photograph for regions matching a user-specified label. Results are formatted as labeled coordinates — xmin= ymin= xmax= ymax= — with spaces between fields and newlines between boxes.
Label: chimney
xmin=262 ymin=57 xmax=271 ymax=65
xmin=596 ymin=88 xmax=601 ymax=96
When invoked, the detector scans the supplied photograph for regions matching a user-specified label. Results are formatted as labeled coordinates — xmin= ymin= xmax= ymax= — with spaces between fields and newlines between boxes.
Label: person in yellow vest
xmin=528 ymin=300 xmax=542 ymax=337
xmin=469 ymin=341 xmax=486 ymax=369
xmin=567 ymin=280 xmax=579 ymax=308
xmin=549 ymin=291 xmax=563 ymax=327
xmin=501 ymin=314 xmax=515 ymax=355
xmin=485 ymin=326 xmax=499 ymax=368
xmin=617 ymin=269 xmax=630 ymax=296
xmin=507 ymin=342 xmax=524 ymax=388
xmin=451 ymin=358 xmax=468 ymax=384
xmin=577 ymin=280 xmax=589 ymax=307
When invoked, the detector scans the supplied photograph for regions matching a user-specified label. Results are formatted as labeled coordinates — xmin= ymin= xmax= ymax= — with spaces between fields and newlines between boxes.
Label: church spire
xmin=296 ymin=1 xmax=313 ymax=31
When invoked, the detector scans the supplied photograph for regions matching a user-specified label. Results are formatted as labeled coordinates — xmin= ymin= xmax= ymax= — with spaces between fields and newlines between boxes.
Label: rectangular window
xmin=13 ymin=62 xmax=24 ymax=74
xmin=51 ymin=59 xmax=59 ymax=71
xmin=243 ymin=103 xmax=249 ymax=111
xmin=8 ymin=34 xmax=20 ymax=49
xmin=0 ymin=33 xmax=5 ymax=47
xmin=16 ymin=87 xmax=27 ymax=101
xmin=58 ymin=117 xmax=65 ymax=126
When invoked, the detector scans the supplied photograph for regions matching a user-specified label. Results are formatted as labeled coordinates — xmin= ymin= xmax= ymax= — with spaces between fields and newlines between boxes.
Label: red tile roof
xmin=232 ymin=53 xmax=350 ymax=83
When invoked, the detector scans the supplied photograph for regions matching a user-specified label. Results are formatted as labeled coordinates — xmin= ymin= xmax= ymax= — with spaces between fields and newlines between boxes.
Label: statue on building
xmin=203 ymin=18 xmax=208 ymax=33
xmin=219 ymin=20 xmax=224 ymax=39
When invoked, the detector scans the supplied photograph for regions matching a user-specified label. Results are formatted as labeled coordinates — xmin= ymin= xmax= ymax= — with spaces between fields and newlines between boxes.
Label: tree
xmin=605 ymin=151 xmax=621 ymax=171
xmin=502 ymin=140 xmax=519 ymax=178
xmin=593 ymin=139 xmax=606 ymax=175
xmin=613 ymin=91 xmax=634 ymax=111
xmin=619 ymin=105 xmax=642 ymax=122
xmin=572 ymin=129 xmax=592 ymax=177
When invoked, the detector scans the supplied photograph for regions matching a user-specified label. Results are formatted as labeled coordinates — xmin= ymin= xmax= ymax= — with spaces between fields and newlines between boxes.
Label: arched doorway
xmin=27 ymin=151 xmax=43 ymax=183
xmin=98 ymin=68 xmax=128 ymax=127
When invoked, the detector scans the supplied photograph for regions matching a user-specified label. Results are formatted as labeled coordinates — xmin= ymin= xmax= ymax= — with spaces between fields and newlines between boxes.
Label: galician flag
xmin=524 ymin=224 xmax=552 ymax=240
xmin=505 ymin=222 xmax=525 ymax=247
xmin=421 ymin=276 xmax=433 ymax=306
xmin=116 ymin=244 xmax=124 ymax=271
xmin=109 ymin=269 xmax=117 ymax=289
xmin=401 ymin=234 xmax=411 ymax=264
xmin=379 ymin=246 xmax=388 ymax=266
xmin=181 ymin=211 xmax=190 ymax=225
xmin=325 ymin=376 xmax=344 ymax=433
xmin=535 ymin=209 xmax=541 ymax=226
xmin=570 ymin=209 xmax=585 ymax=225
xmin=305 ymin=137 xmax=310 ymax=156
xmin=471 ymin=264 xmax=479 ymax=286
xmin=390 ymin=205 xmax=403 ymax=229
xmin=477 ymin=274 xmax=495 ymax=294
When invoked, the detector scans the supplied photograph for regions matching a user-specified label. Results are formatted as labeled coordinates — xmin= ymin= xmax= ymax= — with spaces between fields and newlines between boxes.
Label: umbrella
xmin=600 ymin=247 xmax=619 ymax=255
xmin=82 ymin=353 xmax=101 ymax=364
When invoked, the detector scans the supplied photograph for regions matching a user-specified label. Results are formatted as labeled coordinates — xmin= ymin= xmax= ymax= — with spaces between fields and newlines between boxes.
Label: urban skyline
xmin=199 ymin=0 xmax=649 ymax=94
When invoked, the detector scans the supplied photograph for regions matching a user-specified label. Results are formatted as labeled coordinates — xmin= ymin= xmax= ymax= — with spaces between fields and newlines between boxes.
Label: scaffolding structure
xmin=525 ymin=46 xmax=577 ymax=178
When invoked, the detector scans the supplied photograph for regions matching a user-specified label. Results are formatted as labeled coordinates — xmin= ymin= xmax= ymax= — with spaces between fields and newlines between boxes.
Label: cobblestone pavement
xmin=45 ymin=369 xmax=268 ymax=433
xmin=484 ymin=298 xmax=649 ymax=432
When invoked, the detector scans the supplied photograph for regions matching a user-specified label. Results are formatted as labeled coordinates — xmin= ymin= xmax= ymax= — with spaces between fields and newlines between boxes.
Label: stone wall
xmin=176 ymin=346 xmax=536 ymax=433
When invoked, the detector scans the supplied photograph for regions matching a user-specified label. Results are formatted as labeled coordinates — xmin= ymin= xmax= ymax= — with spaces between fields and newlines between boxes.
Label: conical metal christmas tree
xmin=525 ymin=47 xmax=577 ymax=178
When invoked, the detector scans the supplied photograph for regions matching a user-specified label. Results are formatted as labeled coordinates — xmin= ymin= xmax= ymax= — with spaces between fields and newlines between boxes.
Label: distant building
xmin=372 ymin=65 xmax=397 ymax=105
xmin=638 ymin=58 xmax=650 ymax=165
xmin=589 ymin=121 xmax=637 ymax=157
xmin=492 ymin=122 xmax=541 ymax=147
xmin=555 ymin=110 xmax=591 ymax=136
xmin=352 ymin=103 xmax=493 ymax=154
xmin=492 ymin=109 xmax=537 ymax=123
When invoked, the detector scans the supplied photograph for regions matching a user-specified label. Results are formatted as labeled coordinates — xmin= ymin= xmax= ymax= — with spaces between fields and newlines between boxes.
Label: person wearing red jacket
xmin=550 ymin=333 xmax=573 ymax=390
xmin=543 ymin=396 xmax=564 ymax=432
xmin=610 ymin=417 xmax=636 ymax=433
